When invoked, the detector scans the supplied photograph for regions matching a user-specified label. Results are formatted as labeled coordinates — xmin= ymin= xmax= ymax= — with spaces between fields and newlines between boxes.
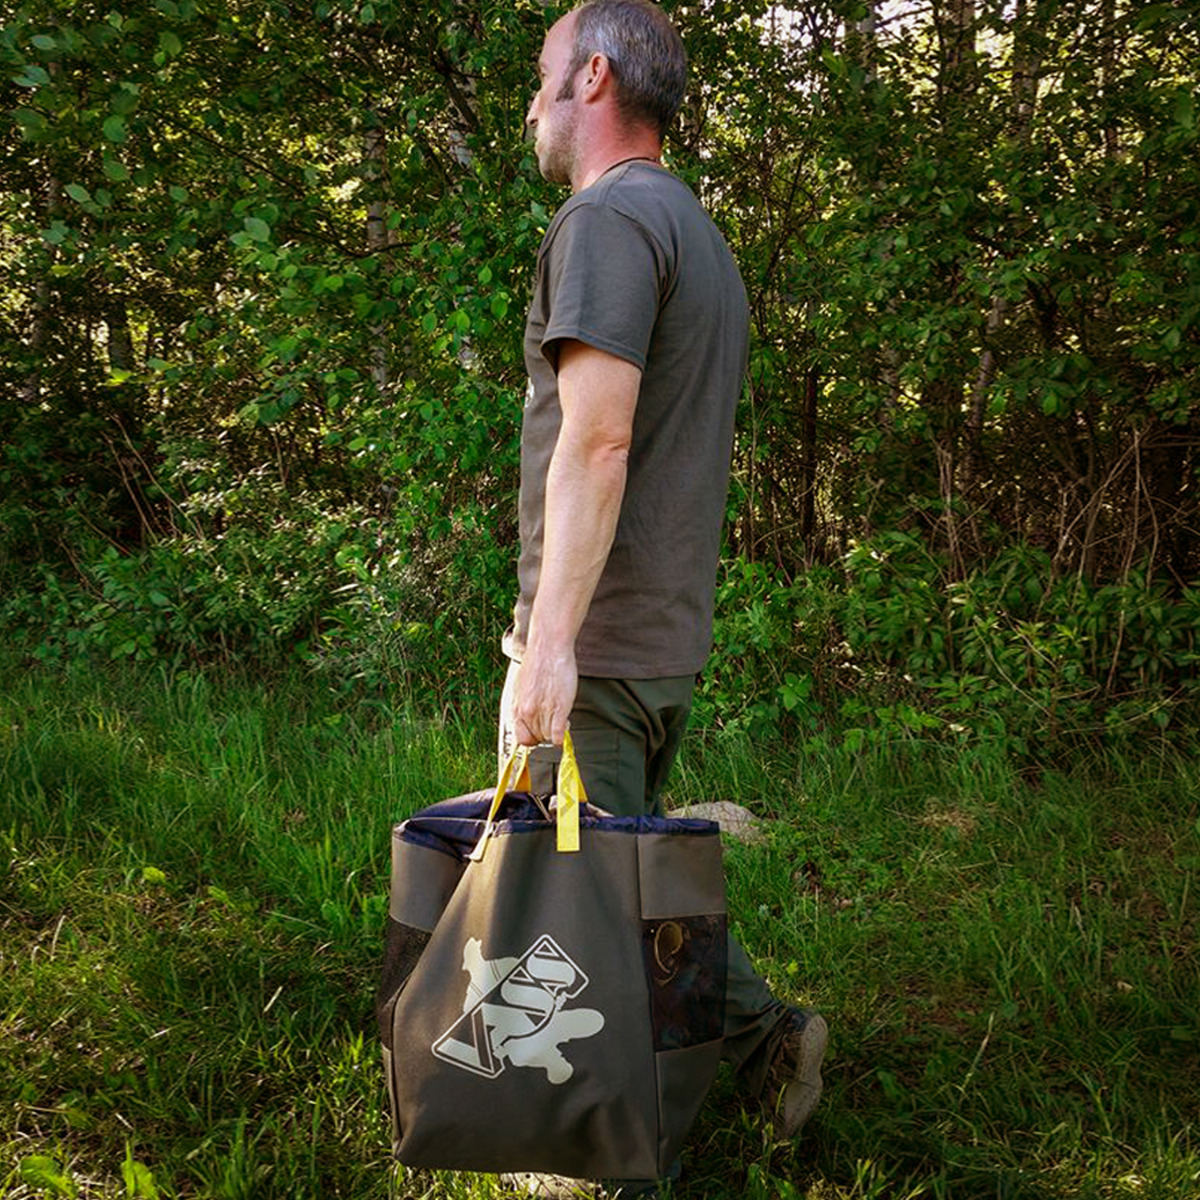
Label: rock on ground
xmin=667 ymin=800 xmax=764 ymax=844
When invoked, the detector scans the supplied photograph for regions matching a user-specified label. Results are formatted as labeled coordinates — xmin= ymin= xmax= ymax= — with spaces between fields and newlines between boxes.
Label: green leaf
xmin=14 ymin=65 xmax=51 ymax=88
xmin=102 ymin=156 xmax=130 ymax=182
xmin=31 ymin=34 xmax=58 ymax=50
xmin=168 ymin=185 xmax=188 ymax=202
xmin=822 ymin=48 xmax=846 ymax=77
xmin=65 ymin=183 xmax=91 ymax=205
xmin=19 ymin=1157 xmax=76 ymax=1198
xmin=14 ymin=108 xmax=46 ymax=132
xmin=111 ymin=86 xmax=140 ymax=114
xmin=159 ymin=30 xmax=183 ymax=57
xmin=243 ymin=217 xmax=271 ymax=242
xmin=1135 ymin=4 xmax=1173 ymax=30
xmin=103 ymin=114 xmax=128 ymax=143
xmin=122 ymin=1146 xmax=160 ymax=1199
xmin=1174 ymin=90 xmax=1195 ymax=132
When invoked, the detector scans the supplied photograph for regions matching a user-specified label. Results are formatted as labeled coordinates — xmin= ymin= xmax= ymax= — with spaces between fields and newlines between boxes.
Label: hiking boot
xmin=762 ymin=1007 xmax=828 ymax=1139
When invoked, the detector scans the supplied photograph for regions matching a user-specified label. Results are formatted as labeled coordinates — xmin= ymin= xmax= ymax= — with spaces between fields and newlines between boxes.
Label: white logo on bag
xmin=433 ymin=935 xmax=604 ymax=1083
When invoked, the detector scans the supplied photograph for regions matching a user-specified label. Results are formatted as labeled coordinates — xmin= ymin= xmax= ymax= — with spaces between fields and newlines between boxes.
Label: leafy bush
xmin=694 ymin=557 xmax=840 ymax=737
xmin=310 ymin=502 xmax=515 ymax=699
xmin=3 ymin=476 xmax=515 ymax=704
xmin=696 ymin=537 xmax=1200 ymax=759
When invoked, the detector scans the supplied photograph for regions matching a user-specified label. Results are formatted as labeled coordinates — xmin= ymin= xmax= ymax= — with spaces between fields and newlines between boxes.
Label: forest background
xmin=3 ymin=0 xmax=1199 ymax=757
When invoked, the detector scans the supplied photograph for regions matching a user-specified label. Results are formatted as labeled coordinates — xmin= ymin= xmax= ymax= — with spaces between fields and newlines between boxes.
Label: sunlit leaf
xmin=19 ymin=1157 xmax=76 ymax=1198
xmin=243 ymin=217 xmax=271 ymax=242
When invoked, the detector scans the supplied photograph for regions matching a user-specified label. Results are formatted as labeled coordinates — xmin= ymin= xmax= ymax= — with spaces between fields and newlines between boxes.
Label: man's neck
xmin=571 ymin=135 xmax=663 ymax=194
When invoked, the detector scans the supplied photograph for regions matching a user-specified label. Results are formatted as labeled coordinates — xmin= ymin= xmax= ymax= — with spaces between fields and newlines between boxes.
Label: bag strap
xmin=469 ymin=730 xmax=585 ymax=861
xmin=554 ymin=729 xmax=583 ymax=853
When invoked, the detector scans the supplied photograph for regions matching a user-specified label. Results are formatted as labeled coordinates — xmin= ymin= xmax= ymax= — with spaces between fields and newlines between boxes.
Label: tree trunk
xmin=851 ymin=1 xmax=878 ymax=84
xmin=107 ymin=299 xmax=135 ymax=373
xmin=1100 ymin=0 xmax=1120 ymax=158
xmin=942 ymin=0 xmax=976 ymax=91
xmin=1011 ymin=0 xmax=1041 ymax=134
xmin=800 ymin=363 xmax=819 ymax=556
xmin=20 ymin=174 xmax=61 ymax=405
xmin=364 ymin=118 xmax=390 ymax=395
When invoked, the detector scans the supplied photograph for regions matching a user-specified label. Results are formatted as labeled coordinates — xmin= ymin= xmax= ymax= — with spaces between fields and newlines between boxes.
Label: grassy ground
xmin=1 ymin=665 xmax=1197 ymax=1199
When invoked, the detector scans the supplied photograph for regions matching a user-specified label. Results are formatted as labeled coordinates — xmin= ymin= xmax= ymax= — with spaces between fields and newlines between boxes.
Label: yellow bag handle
xmin=470 ymin=730 xmax=585 ymax=861
xmin=555 ymin=729 xmax=583 ymax=853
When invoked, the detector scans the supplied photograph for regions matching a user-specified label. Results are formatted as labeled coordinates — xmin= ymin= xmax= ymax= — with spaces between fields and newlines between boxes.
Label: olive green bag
xmin=377 ymin=733 xmax=727 ymax=1180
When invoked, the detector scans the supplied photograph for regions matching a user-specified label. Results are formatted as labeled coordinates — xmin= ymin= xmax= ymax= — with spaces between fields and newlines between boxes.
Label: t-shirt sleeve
xmin=537 ymin=203 xmax=663 ymax=372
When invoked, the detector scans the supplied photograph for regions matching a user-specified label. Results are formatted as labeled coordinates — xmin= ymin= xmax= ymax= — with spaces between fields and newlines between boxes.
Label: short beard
xmin=536 ymin=102 xmax=577 ymax=185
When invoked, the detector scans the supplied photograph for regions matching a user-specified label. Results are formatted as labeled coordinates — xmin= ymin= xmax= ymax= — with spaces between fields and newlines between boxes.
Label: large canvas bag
xmin=377 ymin=734 xmax=728 ymax=1181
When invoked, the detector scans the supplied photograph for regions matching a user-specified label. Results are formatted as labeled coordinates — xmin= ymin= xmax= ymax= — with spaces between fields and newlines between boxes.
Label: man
xmin=500 ymin=1 xmax=827 ymax=1193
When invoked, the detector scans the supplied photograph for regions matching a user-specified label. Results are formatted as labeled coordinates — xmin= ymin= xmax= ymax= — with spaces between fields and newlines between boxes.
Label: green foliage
xmin=697 ymin=537 xmax=1199 ymax=761
xmin=778 ymin=0 xmax=1200 ymax=584
xmin=2 ymin=0 xmax=1199 ymax=757
xmin=1 ymin=0 xmax=539 ymax=688
xmin=5 ymin=499 xmax=354 ymax=666
xmin=695 ymin=557 xmax=838 ymax=738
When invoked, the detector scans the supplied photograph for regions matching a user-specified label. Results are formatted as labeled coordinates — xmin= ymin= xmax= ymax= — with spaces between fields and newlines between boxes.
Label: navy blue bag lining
xmin=395 ymin=792 xmax=718 ymax=862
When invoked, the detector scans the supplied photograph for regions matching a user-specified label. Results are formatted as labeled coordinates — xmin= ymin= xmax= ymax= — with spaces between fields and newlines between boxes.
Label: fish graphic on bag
xmin=433 ymin=934 xmax=605 ymax=1083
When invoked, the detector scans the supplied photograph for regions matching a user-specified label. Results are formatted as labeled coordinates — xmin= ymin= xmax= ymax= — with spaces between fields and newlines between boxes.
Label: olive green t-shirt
xmin=515 ymin=161 xmax=749 ymax=678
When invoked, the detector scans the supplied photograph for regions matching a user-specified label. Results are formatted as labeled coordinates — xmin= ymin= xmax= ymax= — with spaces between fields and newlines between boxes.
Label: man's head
xmin=559 ymin=0 xmax=687 ymax=140
xmin=527 ymin=1 xmax=687 ymax=186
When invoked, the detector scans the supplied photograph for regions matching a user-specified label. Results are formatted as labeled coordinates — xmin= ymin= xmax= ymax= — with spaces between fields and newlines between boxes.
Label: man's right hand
xmin=511 ymin=640 xmax=578 ymax=747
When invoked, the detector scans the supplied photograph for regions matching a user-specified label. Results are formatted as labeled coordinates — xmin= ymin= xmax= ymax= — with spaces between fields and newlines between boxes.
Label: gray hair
xmin=558 ymin=0 xmax=688 ymax=139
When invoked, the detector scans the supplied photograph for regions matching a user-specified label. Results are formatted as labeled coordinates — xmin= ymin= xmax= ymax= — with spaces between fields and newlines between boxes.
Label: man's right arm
xmin=511 ymin=338 xmax=641 ymax=747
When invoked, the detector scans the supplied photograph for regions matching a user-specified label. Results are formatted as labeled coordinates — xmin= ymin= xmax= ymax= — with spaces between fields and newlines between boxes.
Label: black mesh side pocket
xmin=641 ymin=913 xmax=727 ymax=1051
xmin=377 ymin=919 xmax=432 ymax=1049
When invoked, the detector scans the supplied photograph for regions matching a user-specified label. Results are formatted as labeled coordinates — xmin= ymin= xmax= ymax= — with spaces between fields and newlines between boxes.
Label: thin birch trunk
xmin=20 ymin=175 xmax=61 ymax=405
xmin=364 ymin=120 xmax=390 ymax=395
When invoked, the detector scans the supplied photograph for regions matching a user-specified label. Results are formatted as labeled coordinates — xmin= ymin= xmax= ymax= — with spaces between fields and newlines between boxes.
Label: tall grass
xmin=2 ymin=664 xmax=1198 ymax=1198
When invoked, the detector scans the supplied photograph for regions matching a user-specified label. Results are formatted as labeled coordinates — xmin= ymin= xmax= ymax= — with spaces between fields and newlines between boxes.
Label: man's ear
xmin=581 ymin=51 xmax=613 ymax=102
